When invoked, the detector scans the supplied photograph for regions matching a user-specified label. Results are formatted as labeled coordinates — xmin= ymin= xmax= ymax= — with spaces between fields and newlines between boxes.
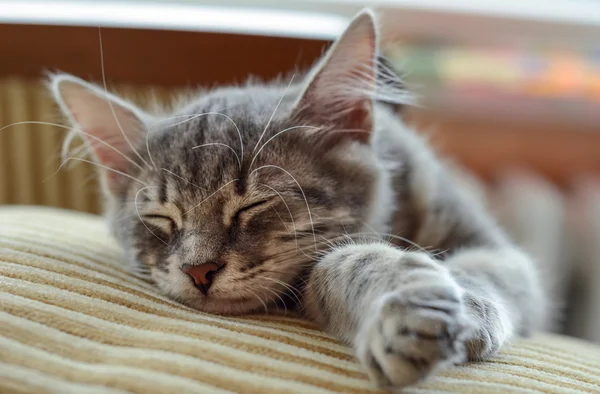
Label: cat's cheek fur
xmin=367 ymin=165 xmax=395 ymax=234
xmin=334 ymin=141 xmax=396 ymax=235
xmin=151 ymin=256 xmax=190 ymax=297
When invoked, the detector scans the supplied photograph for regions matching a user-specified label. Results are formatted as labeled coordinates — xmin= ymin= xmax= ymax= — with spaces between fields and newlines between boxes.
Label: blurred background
xmin=0 ymin=0 xmax=598 ymax=343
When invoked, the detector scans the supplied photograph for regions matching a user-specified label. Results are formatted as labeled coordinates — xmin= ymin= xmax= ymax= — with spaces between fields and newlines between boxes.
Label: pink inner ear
xmin=94 ymin=143 xmax=115 ymax=165
xmin=87 ymin=127 xmax=128 ymax=172
xmin=345 ymin=104 xmax=372 ymax=143
xmin=91 ymin=134 xmax=126 ymax=186
xmin=58 ymin=78 xmax=149 ymax=193
xmin=292 ymin=13 xmax=377 ymax=146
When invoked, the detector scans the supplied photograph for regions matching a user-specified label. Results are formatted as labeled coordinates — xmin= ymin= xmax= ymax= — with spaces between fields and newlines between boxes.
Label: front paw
xmin=356 ymin=281 xmax=474 ymax=389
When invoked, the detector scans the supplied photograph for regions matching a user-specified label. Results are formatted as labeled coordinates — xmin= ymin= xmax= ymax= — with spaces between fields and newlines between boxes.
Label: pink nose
xmin=181 ymin=262 xmax=222 ymax=294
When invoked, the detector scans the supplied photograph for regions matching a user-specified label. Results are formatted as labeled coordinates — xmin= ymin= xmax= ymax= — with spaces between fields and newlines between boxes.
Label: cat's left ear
xmin=50 ymin=73 xmax=150 ymax=193
xmin=293 ymin=9 xmax=378 ymax=145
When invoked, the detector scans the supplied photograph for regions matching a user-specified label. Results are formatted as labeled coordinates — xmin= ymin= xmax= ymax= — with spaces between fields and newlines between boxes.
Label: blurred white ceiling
xmin=0 ymin=0 xmax=599 ymax=45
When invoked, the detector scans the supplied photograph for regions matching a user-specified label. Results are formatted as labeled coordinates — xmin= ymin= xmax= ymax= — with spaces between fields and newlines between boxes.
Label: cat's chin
xmin=184 ymin=295 xmax=270 ymax=316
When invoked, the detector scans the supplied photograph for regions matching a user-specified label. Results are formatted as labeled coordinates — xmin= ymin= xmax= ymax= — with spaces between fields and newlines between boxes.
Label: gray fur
xmin=50 ymin=9 xmax=546 ymax=389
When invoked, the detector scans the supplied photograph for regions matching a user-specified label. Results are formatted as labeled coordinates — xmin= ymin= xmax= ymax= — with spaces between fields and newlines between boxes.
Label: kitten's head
xmin=50 ymin=10 xmax=406 ymax=314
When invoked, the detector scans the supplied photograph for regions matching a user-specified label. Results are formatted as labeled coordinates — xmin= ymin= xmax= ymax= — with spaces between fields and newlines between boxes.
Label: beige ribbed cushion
xmin=1 ymin=207 xmax=599 ymax=394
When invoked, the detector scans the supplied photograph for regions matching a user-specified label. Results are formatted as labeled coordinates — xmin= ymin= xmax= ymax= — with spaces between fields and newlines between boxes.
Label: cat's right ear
xmin=49 ymin=73 xmax=149 ymax=191
xmin=292 ymin=9 xmax=378 ymax=147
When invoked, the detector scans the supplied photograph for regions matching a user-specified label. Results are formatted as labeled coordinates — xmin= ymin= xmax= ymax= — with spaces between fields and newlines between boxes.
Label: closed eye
xmin=142 ymin=214 xmax=176 ymax=232
xmin=239 ymin=200 xmax=269 ymax=213
xmin=144 ymin=214 xmax=173 ymax=220
xmin=232 ymin=199 xmax=270 ymax=222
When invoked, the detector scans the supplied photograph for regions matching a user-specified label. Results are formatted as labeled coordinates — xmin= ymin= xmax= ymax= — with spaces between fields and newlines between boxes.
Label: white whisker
xmin=258 ymin=182 xmax=315 ymax=261
xmin=258 ymin=183 xmax=297 ymax=247
xmin=192 ymin=142 xmax=241 ymax=170
xmin=46 ymin=157 xmax=147 ymax=186
xmin=147 ymin=111 xmax=219 ymax=130
xmin=252 ymin=74 xmax=296 ymax=154
xmin=258 ymin=285 xmax=287 ymax=315
xmin=98 ymin=28 xmax=152 ymax=170
xmin=155 ymin=110 xmax=244 ymax=165
xmin=317 ymin=235 xmax=339 ymax=249
xmin=184 ymin=178 xmax=239 ymax=215
xmin=263 ymin=268 xmax=312 ymax=286
xmin=249 ymin=125 xmax=319 ymax=170
xmin=342 ymin=231 xmax=431 ymax=254
xmin=73 ymin=128 xmax=145 ymax=171
xmin=161 ymin=168 xmax=206 ymax=191
xmin=0 ymin=120 xmax=145 ymax=172
xmin=431 ymin=249 xmax=450 ymax=258
xmin=172 ymin=112 xmax=244 ymax=159
xmin=246 ymin=288 xmax=269 ymax=315
xmin=270 ymin=206 xmax=290 ymax=233
xmin=0 ymin=120 xmax=70 ymax=133
xmin=251 ymin=165 xmax=317 ymax=253
xmin=145 ymin=125 xmax=157 ymax=170
xmin=145 ymin=113 xmax=219 ymax=171
xmin=262 ymin=277 xmax=303 ymax=307
xmin=135 ymin=186 xmax=169 ymax=246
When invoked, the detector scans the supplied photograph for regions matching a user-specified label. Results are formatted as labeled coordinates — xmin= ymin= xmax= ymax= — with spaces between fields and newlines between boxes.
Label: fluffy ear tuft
xmin=293 ymin=9 xmax=378 ymax=146
xmin=49 ymin=73 xmax=149 ymax=191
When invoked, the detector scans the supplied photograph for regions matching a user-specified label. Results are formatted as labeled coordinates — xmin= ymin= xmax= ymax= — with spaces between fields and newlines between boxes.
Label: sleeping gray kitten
xmin=50 ymin=9 xmax=546 ymax=389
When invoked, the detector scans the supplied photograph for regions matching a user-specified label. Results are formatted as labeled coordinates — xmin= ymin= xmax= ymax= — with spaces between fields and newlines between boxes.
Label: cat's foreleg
xmin=302 ymin=243 xmax=543 ymax=388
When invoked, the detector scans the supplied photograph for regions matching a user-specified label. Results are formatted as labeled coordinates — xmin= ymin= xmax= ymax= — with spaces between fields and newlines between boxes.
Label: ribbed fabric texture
xmin=1 ymin=206 xmax=599 ymax=394
xmin=0 ymin=78 xmax=172 ymax=214
xmin=0 ymin=79 xmax=95 ymax=213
